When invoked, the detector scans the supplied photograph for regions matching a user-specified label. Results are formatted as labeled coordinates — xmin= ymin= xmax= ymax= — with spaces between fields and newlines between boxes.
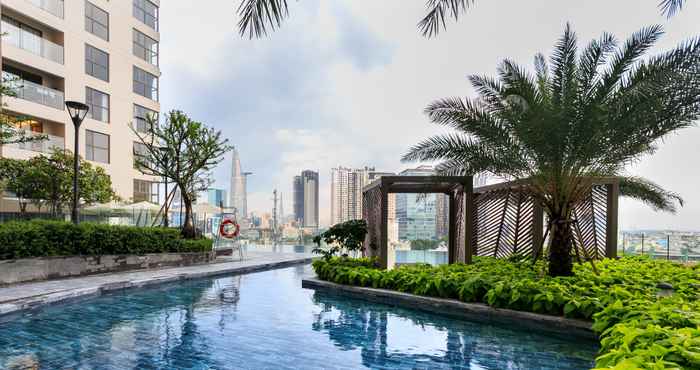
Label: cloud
xmin=161 ymin=0 xmax=700 ymax=230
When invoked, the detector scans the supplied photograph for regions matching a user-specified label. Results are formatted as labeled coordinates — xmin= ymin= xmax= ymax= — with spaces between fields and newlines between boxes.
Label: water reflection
xmin=311 ymin=291 xmax=597 ymax=369
xmin=0 ymin=266 xmax=595 ymax=370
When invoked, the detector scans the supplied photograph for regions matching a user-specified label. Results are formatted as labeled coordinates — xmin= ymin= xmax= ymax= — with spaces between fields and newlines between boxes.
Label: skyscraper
xmin=0 ymin=0 xmax=161 ymax=202
xmin=330 ymin=166 xmax=374 ymax=225
xmin=293 ymin=170 xmax=319 ymax=229
xmin=229 ymin=147 xmax=248 ymax=218
xmin=396 ymin=166 xmax=438 ymax=241
xmin=293 ymin=175 xmax=303 ymax=223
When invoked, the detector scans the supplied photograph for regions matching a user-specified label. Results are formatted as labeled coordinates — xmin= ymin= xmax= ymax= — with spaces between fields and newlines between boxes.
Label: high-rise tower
xmin=292 ymin=170 xmax=319 ymax=229
xmin=229 ymin=147 xmax=248 ymax=218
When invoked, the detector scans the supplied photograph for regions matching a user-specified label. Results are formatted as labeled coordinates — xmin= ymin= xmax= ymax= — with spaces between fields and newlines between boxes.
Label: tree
xmin=0 ymin=150 xmax=117 ymax=216
xmin=236 ymin=0 xmax=687 ymax=39
xmin=133 ymin=110 xmax=231 ymax=238
xmin=313 ymin=219 xmax=368 ymax=260
xmin=0 ymin=158 xmax=44 ymax=214
xmin=403 ymin=24 xmax=700 ymax=276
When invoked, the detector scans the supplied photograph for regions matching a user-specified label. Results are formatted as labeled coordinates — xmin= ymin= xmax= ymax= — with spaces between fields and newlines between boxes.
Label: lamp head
xmin=65 ymin=101 xmax=90 ymax=124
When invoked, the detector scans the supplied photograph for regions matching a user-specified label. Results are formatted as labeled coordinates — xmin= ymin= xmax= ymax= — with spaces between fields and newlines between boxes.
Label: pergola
xmin=362 ymin=176 xmax=473 ymax=269
xmin=362 ymin=176 xmax=619 ymax=269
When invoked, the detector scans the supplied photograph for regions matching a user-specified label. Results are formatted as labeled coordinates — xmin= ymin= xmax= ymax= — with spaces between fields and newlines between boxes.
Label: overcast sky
xmin=160 ymin=0 xmax=700 ymax=230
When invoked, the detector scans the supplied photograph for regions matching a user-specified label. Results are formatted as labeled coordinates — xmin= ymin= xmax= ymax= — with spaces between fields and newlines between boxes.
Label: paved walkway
xmin=0 ymin=251 xmax=315 ymax=318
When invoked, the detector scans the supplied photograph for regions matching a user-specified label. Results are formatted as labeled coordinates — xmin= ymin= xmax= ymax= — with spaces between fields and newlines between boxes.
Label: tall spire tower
xmin=229 ymin=147 xmax=248 ymax=218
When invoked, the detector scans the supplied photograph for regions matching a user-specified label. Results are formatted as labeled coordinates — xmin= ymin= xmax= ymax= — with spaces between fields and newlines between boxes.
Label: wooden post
xmin=464 ymin=180 xmax=475 ymax=264
xmin=379 ymin=180 xmax=389 ymax=269
xmin=448 ymin=193 xmax=460 ymax=264
xmin=605 ymin=182 xmax=619 ymax=259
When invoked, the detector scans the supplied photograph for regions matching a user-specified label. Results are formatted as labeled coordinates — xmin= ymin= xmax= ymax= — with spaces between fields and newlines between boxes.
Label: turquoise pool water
xmin=0 ymin=265 xmax=597 ymax=369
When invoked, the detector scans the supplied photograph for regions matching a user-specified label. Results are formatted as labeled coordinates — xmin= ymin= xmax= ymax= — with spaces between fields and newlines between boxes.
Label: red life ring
xmin=219 ymin=219 xmax=240 ymax=239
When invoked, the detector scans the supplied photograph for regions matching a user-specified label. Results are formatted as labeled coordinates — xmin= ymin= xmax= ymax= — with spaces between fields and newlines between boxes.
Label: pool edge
xmin=0 ymin=257 xmax=315 ymax=320
xmin=302 ymin=277 xmax=597 ymax=341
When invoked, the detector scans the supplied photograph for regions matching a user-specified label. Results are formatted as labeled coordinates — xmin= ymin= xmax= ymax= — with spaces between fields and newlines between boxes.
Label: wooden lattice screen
xmin=471 ymin=180 xmax=619 ymax=260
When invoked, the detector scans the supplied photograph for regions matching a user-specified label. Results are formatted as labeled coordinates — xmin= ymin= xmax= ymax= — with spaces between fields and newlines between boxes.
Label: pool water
xmin=0 ymin=265 xmax=597 ymax=369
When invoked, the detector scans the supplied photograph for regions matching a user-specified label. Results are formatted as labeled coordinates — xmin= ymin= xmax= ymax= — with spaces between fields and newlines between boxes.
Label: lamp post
xmin=65 ymin=101 xmax=89 ymax=224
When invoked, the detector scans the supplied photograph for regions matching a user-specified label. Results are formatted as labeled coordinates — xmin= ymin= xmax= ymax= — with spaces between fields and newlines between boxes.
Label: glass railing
xmin=1 ymin=20 xmax=64 ymax=64
xmin=26 ymin=0 xmax=64 ymax=19
xmin=9 ymin=131 xmax=65 ymax=154
xmin=3 ymin=72 xmax=65 ymax=110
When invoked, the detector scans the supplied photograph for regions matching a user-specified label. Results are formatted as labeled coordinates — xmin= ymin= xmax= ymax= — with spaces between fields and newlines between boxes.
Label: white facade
xmin=0 ymin=0 xmax=161 ymax=202
xmin=330 ymin=166 xmax=374 ymax=226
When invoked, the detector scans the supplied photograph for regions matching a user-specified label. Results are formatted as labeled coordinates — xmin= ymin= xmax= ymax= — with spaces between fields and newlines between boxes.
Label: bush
xmin=0 ymin=220 xmax=213 ymax=259
xmin=312 ymin=256 xmax=700 ymax=369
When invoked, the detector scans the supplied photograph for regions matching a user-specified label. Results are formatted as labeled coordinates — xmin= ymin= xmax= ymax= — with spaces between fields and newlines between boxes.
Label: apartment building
xmin=0 ymin=0 xmax=161 ymax=204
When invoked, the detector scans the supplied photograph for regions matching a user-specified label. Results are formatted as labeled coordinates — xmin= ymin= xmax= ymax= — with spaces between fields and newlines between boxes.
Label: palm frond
xmin=418 ymin=0 xmax=474 ymax=38
xmin=659 ymin=0 xmax=684 ymax=17
xmin=619 ymin=176 xmax=683 ymax=213
xmin=550 ymin=23 xmax=578 ymax=109
xmin=402 ymin=133 xmax=527 ymax=177
xmin=237 ymin=0 xmax=289 ymax=39
xmin=596 ymin=25 xmax=664 ymax=102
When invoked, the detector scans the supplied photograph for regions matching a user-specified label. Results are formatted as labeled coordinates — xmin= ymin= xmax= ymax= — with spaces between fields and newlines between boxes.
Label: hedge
xmin=312 ymin=257 xmax=700 ymax=369
xmin=0 ymin=220 xmax=213 ymax=260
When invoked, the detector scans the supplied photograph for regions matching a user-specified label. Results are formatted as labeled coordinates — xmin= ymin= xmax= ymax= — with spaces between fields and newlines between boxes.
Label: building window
xmin=133 ymin=66 xmax=158 ymax=101
xmin=133 ymin=179 xmax=158 ymax=203
xmin=133 ymin=141 xmax=149 ymax=168
xmin=86 ymin=130 xmax=109 ymax=163
xmin=86 ymin=87 xmax=109 ymax=123
xmin=133 ymin=0 xmax=158 ymax=31
xmin=133 ymin=29 xmax=158 ymax=66
xmin=85 ymin=44 xmax=109 ymax=82
xmin=133 ymin=104 xmax=158 ymax=133
xmin=85 ymin=2 xmax=109 ymax=41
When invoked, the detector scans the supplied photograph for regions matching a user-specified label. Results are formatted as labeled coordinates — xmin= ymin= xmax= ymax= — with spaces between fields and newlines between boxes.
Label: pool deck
xmin=0 ymin=251 xmax=315 ymax=318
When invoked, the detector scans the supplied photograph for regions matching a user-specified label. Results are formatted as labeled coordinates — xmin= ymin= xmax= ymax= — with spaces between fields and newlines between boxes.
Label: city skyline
xmin=161 ymin=1 xmax=700 ymax=230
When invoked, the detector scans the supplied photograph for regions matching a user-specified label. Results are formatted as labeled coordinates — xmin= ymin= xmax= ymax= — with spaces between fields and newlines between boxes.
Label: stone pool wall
xmin=302 ymin=277 xmax=597 ymax=341
xmin=0 ymin=252 xmax=217 ymax=285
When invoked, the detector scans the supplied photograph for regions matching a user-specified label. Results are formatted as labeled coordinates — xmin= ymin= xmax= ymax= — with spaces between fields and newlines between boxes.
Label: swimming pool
xmin=0 ymin=265 xmax=597 ymax=369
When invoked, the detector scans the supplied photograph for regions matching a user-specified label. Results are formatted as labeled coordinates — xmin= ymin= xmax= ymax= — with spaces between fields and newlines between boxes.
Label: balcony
xmin=3 ymin=72 xmax=64 ymax=110
xmin=1 ymin=20 xmax=64 ymax=64
xmin=26 ymin=0 xmax=64 ymax=19
xmin=8 ymin=131 xmax=64 ymax=154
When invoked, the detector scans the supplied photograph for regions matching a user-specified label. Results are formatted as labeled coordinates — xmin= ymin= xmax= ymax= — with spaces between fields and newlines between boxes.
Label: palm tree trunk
xmin=547 ymin=218 xmax=574 ymax=276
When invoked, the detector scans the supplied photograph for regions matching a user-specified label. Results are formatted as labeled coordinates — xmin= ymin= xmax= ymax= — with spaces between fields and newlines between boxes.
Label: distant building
xmin=330 ymin=166 xmax=375 ymax=225
xmin=293 ymin=176 xmax=304 ymax=223
xmin=293 ymin=170 xmax=319 ymax=229
xmin=396 ymin=166 xmax=437 ymax=241
xmin=205 ymin=188 xmax=227 ymax=208
xmin=229 ymin=147 xmax=249 ymax=218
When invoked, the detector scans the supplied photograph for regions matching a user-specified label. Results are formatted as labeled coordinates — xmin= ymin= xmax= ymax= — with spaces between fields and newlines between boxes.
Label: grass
xmin=312 ymin=256 xmax=700 ymax=369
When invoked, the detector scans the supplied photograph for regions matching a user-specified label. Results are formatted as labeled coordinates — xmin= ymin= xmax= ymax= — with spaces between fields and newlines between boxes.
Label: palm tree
xmin=237 ymin=0 xmax=474 ymax=38
xmin=236 ymin=0 xmax=687 ymax=39
xmin=402 ymin=24 xmax=700 ymax=276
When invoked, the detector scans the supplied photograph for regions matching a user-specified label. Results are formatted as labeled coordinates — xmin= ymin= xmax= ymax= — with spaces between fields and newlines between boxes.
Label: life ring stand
xmin=219 ymin=219 xmax=240 ymax=239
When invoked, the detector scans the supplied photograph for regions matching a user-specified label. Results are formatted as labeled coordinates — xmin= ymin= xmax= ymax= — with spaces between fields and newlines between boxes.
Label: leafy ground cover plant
xmin=312 ymin=256 xmax=700 ymax=369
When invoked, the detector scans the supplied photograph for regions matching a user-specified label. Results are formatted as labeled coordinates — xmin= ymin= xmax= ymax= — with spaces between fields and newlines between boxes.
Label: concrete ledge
xmin=0 ymin=252 xmax=217 ymax=285
xmin=302 ymin=278 xmax=597 ymax=341
xmin=0 ymin=256 xmax=314 ymax=319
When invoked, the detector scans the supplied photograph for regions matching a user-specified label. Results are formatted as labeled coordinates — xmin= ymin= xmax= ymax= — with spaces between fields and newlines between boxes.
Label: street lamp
xmin=65 ymin=101 xmax=89 ymax=224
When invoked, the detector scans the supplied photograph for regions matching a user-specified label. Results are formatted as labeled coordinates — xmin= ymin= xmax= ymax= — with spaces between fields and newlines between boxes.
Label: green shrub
xmin=0 ymin=220 xmax=213 ymax=259
xmin=312 ymin=256 xmax=700 ymax=369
